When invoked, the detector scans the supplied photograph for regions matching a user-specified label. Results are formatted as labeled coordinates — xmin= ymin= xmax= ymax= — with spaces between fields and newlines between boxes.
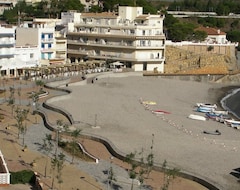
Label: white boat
xmin=231 ymin=123 xmax=240 ymax=129
xmin=188 ymin=114 xmax=206 ymax=121
xmin=196 ymin=106 xmax=215 ymax=113
xmin=212 ymin=110 xmax=228 ymax=115
xmin=196 ymin=103 xmax=217 ymax=109
xmin=215 ymin=114 xmax=231 ymax=123
xmin=224 ymin=119 xmax=240 ymax=125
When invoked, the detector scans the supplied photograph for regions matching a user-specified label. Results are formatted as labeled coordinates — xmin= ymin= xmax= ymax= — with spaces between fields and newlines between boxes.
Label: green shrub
xmin=10 ymin=170 xmax=35 ymax=184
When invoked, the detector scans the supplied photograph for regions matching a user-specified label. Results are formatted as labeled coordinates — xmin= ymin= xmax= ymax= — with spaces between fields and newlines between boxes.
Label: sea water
xmin=221 ymin=88 xmax=240 ymax=119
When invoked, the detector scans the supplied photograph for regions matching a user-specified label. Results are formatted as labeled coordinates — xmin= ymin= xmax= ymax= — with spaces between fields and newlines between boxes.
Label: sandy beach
xmin=49 ymin=72 xmax=240 ymax=190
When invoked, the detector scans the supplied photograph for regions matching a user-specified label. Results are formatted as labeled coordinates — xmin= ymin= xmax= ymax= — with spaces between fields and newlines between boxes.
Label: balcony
xmin=56 ymin=48 xmax=66 ymax=53
xmin=41 ymin=39 xmax=54 ymax=43
xmin=41 ymin=48 xmax=54 ymax=53
xmin=67 ymin=49 xmax=165 ymax=62
xmin=67 ymin=40 xmax=165 ymax=50
xmin=0 ymin=43 xmax=14 ymax=48
xmin=0 ymin=54 xmax=14 ymax=58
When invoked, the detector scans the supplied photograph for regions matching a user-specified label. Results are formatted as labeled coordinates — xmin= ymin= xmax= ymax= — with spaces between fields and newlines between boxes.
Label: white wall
xmin=119 ymin=6 xmax=143 ymax=21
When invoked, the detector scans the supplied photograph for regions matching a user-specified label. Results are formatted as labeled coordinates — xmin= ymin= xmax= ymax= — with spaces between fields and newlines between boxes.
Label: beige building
xmin=16 ymin=18 xmax=67 ymax=66
xmin=66 ymin=6 xmax=166 ymax=72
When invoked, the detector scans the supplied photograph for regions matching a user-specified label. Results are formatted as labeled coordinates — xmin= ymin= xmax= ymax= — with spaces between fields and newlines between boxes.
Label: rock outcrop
xmin=164 ymin=45 xmax=238 ymax=74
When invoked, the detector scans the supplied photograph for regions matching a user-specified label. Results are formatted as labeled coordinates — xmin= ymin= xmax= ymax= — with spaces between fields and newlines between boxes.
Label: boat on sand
xmin=188 ymin=114 xmax=206 ymax=121
xmin=196 ymin=103 xmax=217 ymax=109
xmin=203 ymin=130 xmax=221 ymax=135
xmin=196 ymin=106 xmax=214 ymax=113
xmin=152 ymin=110 xmax=171 ymax=114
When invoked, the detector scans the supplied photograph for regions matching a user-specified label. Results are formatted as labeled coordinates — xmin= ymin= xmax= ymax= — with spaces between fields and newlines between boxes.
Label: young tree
xmin=51 ymin=153 xmax=65 ymax=190
xmin=8 ymin=86 xmax=15 ymax=115
xmin=125 ymin=152 xmax=138 ymax=190
xmin=55 ymin=119 xmax=69 ymax=156
xmin=161 ymin=160 xmax=180 ymax=190
xmin=70 ymin=129 xmax=81 ymax=164
xmin=108 ymin=161 xmax=116 ymax=189
xmin=17 ymin=87 xmax=21 ymax=105
xmin=20 ymin=122 xmax=27 ymax=147
xmin=41 ymin=134 xmax=54 ymax=177
xmin=35 ymin=80 xmax=45 ymax=91
xmin=14 ymin=107 xmax=29 ymax=142
xmin=125 ymin=134 xmax=155 ymax=189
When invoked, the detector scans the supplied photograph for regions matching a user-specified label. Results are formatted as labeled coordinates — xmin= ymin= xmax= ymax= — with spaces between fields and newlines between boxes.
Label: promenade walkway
xmin=0 ymin=74 xmax=211 ymax=190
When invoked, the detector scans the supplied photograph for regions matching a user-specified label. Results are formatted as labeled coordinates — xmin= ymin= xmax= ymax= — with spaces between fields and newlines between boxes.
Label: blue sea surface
xmin=221 ymin=88 xmax=240 ymax=119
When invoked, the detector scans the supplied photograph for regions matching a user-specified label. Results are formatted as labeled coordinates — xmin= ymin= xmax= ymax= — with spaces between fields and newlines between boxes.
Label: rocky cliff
xmin=164 ymin=45 xmax=238 ymax=74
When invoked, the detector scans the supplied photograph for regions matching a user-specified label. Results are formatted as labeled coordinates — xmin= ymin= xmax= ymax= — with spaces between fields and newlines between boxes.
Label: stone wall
xmin=164 ymin=45 xmax=237 ymax=74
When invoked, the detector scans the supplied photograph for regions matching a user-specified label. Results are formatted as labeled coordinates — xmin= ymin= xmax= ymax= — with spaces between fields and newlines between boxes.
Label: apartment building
xmin=16 ymin=20 xmax=57 ymax=66
xmin=0 ymin=26 xmax=15 ymax=77
xmin=66 ymin=6 xmax=166 ymax=72
xmin=0 ymin=25 xmax=39 ymax=78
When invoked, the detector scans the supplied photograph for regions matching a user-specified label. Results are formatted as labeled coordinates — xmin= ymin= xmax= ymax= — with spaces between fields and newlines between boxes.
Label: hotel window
xmin=142 ymin=30 xmax=145 ymax=35
xmin=30 ymin=53 xmax=34 ymax=58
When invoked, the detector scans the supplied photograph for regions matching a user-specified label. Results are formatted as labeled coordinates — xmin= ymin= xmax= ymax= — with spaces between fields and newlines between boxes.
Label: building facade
xmin=66 ymin=6 xmax=166 ymax=72
xmin=16 ymin=19 xmax=61 ymax=66
xmin=196 ymin=26 xmax=227 ymax=44
xmin=0 ymin=25 xmax=40 ymax=78
xmin=0 ymin=26 xmax=15 ymax=77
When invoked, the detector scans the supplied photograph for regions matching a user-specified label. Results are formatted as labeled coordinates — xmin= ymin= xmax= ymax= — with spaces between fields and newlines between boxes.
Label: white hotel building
xmin=0 ymin=26 xmax=40 ymax=78
xmin=66 ymin=6 xmax=166 ymax=72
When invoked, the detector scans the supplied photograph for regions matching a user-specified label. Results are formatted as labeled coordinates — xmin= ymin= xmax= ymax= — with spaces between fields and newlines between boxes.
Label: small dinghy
xmin=203 ymin=130 xmax=221 ymax=135
xmin=188 ymin=114 xmax=206 ymax=121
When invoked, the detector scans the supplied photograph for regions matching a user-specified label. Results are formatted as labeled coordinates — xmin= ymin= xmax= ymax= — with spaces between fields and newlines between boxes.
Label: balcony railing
xmin=41 ymin=48 xmax=54 ymax=53
xmin=0 ymin=44 xmax=14 ymax=47
xmin=0 ymin=54 xmax=14 ymax=58
xmin=41 ymin=39 xmax=54 ymax=43
xmin=68 ymin=31 xmax=165 ymax=39
xmin=67 ymin=40 xmax=165 ymax=49
xmin=67 ymin=49 xmax=165 ymax=62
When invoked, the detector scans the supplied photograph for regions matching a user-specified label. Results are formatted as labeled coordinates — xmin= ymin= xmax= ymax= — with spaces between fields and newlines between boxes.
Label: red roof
xmin=196 ymin=26 xmax=226 ymax=35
